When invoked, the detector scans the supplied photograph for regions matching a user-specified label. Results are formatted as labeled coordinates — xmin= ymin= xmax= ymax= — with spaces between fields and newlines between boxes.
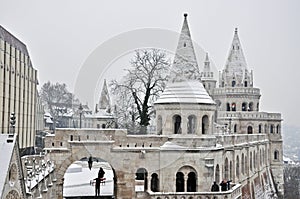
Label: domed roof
xmin=154 ymin=80 xmax=215 ymax=104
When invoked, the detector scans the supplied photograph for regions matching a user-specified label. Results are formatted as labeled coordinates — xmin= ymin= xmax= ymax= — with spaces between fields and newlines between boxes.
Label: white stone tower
xmin=200 ymin=53 xmax=217 ymax=95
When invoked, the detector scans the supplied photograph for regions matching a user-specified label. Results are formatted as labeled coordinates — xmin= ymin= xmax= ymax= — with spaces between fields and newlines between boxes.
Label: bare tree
xmin=110 ymin=49 xmax=171 ymax=134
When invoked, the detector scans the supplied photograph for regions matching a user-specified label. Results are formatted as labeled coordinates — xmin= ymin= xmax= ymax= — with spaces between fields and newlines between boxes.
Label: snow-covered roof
xmin=160 ymin=141 xmax=186 ymax=150
xmin=0 ymin=134 xmax=16 ymax=197
xmin=154 ymin=80 xmax=216 ymax=105
xmin=85 ymin=109 xmax=114 ymax=119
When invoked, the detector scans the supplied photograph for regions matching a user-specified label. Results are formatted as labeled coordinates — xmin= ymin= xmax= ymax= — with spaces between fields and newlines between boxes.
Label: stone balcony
xmin=218 ymin=111 xmax=282 ymax=120
xmin=145 ymin=183 xmax=242 ymax=199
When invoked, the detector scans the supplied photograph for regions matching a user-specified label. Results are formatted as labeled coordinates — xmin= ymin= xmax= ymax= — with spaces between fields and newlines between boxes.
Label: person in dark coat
xmin=227 ymin=179 xmax=232 ymax=190
xmin=220 ymin=180 xmax=227 ymax=191
xmin=211 ymin=181 xmax=220 ymax=192
xmin=93 ymin=177 xmax=101 ymax=196
xmin=98 ymin=167 xmax=105 ymax=179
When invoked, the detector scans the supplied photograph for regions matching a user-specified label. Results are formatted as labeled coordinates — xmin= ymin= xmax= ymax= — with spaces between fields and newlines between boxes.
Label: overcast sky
xmin=1 ymin=0 xmax=299 ymax=127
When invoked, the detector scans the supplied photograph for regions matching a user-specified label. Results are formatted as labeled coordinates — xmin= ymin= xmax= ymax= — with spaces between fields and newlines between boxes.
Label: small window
xmin=232 ymin=81 xmax=236 ymax=87
xmin=183 ymin=43 xmax=186 ymax=47
xmin=274 ymin=151 xmax=279 ymax=160
xmin=102 ymin=124 xmax=106 ymax=128
xmin=244 ymin=81 xmax=248 ymax=87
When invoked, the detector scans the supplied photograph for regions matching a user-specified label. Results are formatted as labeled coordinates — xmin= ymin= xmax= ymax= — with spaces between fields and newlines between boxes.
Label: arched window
xmin=222 ymin=81 xmax=225 ymax=87
xmin=236 ymin=156 xmax=240 ymax=178
xmin=136 ymin=168 xmax=148 ymax=190
xmin=224 ymin=158 xmax=229 ymax=180
xmin=202 ymin=115 xmax=209 ymax=134
xmin=230 ymin=161 xmax=233 ymax=180
xmin=226 ymin=103 xmax=230 ymax=111
xmin=215 ymin=164 xmax=220 ymax=183
xmin=231 ymin=103 xmax=236 ymax=111
xmin=151 ymin=173 xmax=159 ymax=192
xmin=242 ymin=102 xmax=247 ymax=111
xmin=270 ymin=124 xmax=274 ymax=133
xmin=247 ymin=126 xmax=253 ymax=134
xmin=259 ymin=124 xmax=262 ymax=133
xmin=187 ymin=172 xmax=197 ymax=192
xmin=187 ymin=115 xmax=196 ymax=134
xmin=102 ymin=124 xmax=106 ymax=128
xmin=276 ymin=125 xmax=280 ymax=134
xmin=232 ymin=80 xmax=236 ymax=87
xmin=244 ymin=81 xmax=248 ymax=87
xmin=274 ymin=150 xmax=279 ymax=160
xmin=234 ymin=124 xmax=237 ymax=133
xmin=70 ymin=135 xmax=73 ymax=141
xmin=157 ymin=115 xmax=162 ymax=135
xmin=257 ymin=103 xmax=259 ymax=111
xmin=249 ymin=102 xmax=253 ymax=111
xmin=173 ymin=115 xmax=182 ymax=134
xmin=242 ymin=153 xmax=245 ymax=175
xmin=176 ymin=172 xmax=184 ymax=192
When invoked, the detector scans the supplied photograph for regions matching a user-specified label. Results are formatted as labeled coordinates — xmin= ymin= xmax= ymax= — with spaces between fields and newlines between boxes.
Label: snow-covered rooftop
xmin=155 ymin=80 xmax=216 ymax=105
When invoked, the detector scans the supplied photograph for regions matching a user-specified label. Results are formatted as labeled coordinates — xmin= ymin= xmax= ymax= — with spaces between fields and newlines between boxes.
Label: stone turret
xmin=96 ymin=79 xmax=111 ymax=114
xmin=200 ymin=53 xmax=217 ymax=94
xmin=219 ymin=28 xmax=253 ymax=88
xmin=154 ymin=14 xmax=216 ymax=136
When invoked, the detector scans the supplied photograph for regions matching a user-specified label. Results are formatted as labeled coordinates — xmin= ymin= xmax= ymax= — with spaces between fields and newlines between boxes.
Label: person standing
xmin=220 ymin=180 xmax=227 ymax=191
xmin=211 ymin=181 xmax=220 ymax=192
xmin=93 ymin=177 xmax=101 ymax=196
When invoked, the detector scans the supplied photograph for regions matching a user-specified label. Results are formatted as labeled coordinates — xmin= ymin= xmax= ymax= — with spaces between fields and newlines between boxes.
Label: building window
xmin=202 ymin=115 xmax=209 ymax=134
xmin=247 ymin=126 xmax=253 ymax=134
xmin=274 ymin=150 xmax=279 ymax=160
xmin=231 ymin=103 xmax=236 ymax=111
xmin=259 ymin=124 xmax=262 ymax=133
xmin=270 ymin=125 xmax=274 ymax=133
xmin=242 ymin=102 xmax=247 ymax=111
xmin=244 ymin=81 xmax=248 ymax=87
xmin=276 ymin=125 xmax=280 ymax=134
xmin=187 ymin=115 xmax=196 ymax=134
xmin=97 ymin=124 xmax=100 ymax=129
xmin=151 ymin=173 xmax=159 ymax=192
xmin=173 ymin=115 xmax=182 ymax=134
xmin=70 ymin=135 xmax=73 ymax=141
xmin=226 ymin=103 xmax=230 ymax=111
xmin=136 ymin=168 xmax=148 ymax=190
xmin=249 ymin=102 xmax=253 ymax=111
xmin=187 ymin=172 xmax=197 ymax=192
xmin=102 ymin=124 xmax=106 ymax=128
xmin=176 ymin=172 xmax=184 ymax=192
xmin=234 ymin=124 xmax=237 ymax=133
xmin=232 ymin=80 xmax=236 ymax=87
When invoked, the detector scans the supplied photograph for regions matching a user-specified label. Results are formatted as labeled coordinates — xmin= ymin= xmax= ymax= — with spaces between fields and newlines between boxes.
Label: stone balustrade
xmin=218 ymin=111 xmax=281 ymax=120
xmin=216 ymin=134 xmax=267 ymax=148
xmin=212 ymin=87 xmax=260 ymax=95
xmin=147 ymin=183 xmax=242 ymax=199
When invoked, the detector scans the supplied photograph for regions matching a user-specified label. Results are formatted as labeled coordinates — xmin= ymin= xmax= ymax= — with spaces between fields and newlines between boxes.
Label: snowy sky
xmin=1 ymin=0 xmax=299 ymax=127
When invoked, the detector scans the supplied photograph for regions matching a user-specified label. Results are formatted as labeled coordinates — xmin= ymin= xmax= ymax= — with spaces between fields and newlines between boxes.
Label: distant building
xmin=0 ymin=25 xmax=38 ymax=154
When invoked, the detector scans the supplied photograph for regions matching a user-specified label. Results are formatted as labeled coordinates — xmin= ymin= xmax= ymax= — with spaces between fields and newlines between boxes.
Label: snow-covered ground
xmin=63 ymin=161 xmax=114 ymax=197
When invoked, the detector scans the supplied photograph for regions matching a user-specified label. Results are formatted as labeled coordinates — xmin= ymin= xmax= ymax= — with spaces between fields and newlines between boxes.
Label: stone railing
xmin=216 ymin=134 xmax=267 ymax=147
xmin=212 ymin=87 xmax=260 ymax=95
xmin=218 ymin=111 xmax=281 ymax=120
xmin=148 ymin=183 xmax=242 ymax=199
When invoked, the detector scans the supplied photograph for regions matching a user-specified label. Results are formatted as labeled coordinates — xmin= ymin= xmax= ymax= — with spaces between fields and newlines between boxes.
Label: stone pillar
xmin=184 ymin=174 xmax=188 ymax=192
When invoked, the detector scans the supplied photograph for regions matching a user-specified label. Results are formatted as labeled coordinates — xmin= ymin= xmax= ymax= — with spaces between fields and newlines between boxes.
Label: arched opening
xmin=102 ymin=124 xmax=106 ymax=128
xmin=151 ymin=173 xmax=159 ymax=192
xmin=234 ymin=124 xmax=237 ymax=133
xmin=236 ymin=156 xmax=240 ymax=178
xmin=136 ymin=168 xmax=148 ymax=191
xmin=247 ymin=126 xmax=253 ymax=134
xmin=242 ymin=102 xmax=247 ymax=111
xmin=226 ymin=103 xmax=230 ymax=111
xmin=202 ymin=115 xmax=209 ymax=134
xmin=259 ymin=124 xmax=262 ymax=133
xmin=230 ymin=161 xmax=233 ymax=180
xmin=232 ymin=80 xmax=236 ymax=87
xmin=187 ymin=172 xmax=197 ymax=192
xmin=270 ymin=124 xmax=274 ymax=133
xmin=242 ymin=153 xmax=245 ymax=175
xmin=215 ymin=164 xmax=220 ymax=183
xmin=274 ymin=150 xmax=279 ymax=160
xmin=231 ymin=103 xmax=236 ymax=111
xmin=257 ymin=103 xmax=259 ymax=111
xmin=224 ymin=158 xmax=229 ymax=180
xmin=176 ymin=172 xmax=184 ymax=192
xmin=276 ymin=125 xmax=280 ymax=134
xmin=173 ymin=115 xmax=182 ymax=134
xmin=63 ymin=157 xmax=115 ymax=198
xmin=157 ymin=115 xmax=162 ymax=135
xmin=244 ymin=81 xmax=248 ymax=87
xmin=187 ymin=115 xmax=196 ymax=134
xmin=248 ymin=102 xmax=253 ymax=111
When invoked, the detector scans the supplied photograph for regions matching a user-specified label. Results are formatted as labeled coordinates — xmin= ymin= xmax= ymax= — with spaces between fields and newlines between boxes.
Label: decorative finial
xmin=184 ymin=13 xmax=188 ymax=18
xmin=235 ymin=28 xmax=238 ymax=34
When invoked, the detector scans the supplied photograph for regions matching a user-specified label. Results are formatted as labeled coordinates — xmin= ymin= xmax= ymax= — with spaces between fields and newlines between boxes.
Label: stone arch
xmin=5 ymin=190 xmax=20 ymax=199
xmin=276 ymin=124 xmax=280 ymax=134
xmin=173 ymin=114 xmax=182 ymax=134
xmin=270 ymin=124 xmax=274 ymax=133
xmin=176 ymin=172 xmax=184 ymax=192
xmin=274 ymin=150 xmax=279 ymax=160
xmin=176 ymin=165 xmax=198 ymax=193
xmin=248 ymin=102 xmax=254 ymax=111
xmin=187 ymin=172 xmax=197 ymax=192
xmin=151 ymin=173 xmax=159 ymax=192
xmin=215 ymin=164 xmax=220 ymax=183
xmin=202 ymin=115 xmax=209 ymax=134
xmin=258 ymin=124 xmax=263 ymax=133
xmin=187 ymin=115 xmax=196 ymax=134
xmin=157 ymin=115 xmax=162 ymax=135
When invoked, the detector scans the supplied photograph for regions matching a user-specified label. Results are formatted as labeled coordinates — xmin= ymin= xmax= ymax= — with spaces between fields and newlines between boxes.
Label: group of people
xmin=211 ymin=179 xmax=232 ymax=192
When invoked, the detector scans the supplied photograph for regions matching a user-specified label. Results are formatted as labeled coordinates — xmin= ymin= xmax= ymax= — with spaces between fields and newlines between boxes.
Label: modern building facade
xmin=0 ymin=25 xmax=38 ymax=153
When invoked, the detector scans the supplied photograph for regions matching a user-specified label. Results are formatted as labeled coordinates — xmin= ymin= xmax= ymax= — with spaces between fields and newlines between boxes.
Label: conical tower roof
xmin=224 ymin=28 xmax=248 ymax=77
xmin=169 ymin=13 xmax=201 ymax=82
xmin=98 ymin=79 xmax=111 ymax=111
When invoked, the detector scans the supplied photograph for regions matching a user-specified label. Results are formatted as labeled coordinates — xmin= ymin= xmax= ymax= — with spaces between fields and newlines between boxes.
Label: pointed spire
xmin=204 ymin=52 xmax=210 ymax=71
xmin=169 ymin=13 xmax=201 ymax=82
xmin=98 ymin=79 xmax=111 ymax=112
xmin=224 ymin=28 xmax=247 ymax=75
